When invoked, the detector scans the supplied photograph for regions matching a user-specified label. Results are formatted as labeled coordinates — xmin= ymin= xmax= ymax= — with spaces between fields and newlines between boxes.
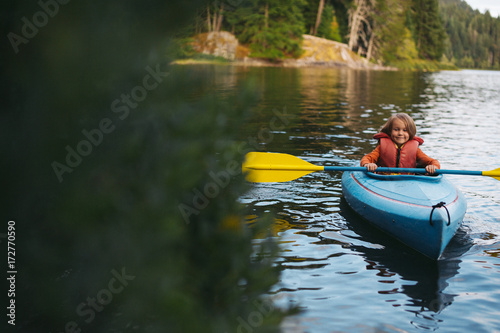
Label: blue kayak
xmin=341 ymin=169 xmax=467 ymax=260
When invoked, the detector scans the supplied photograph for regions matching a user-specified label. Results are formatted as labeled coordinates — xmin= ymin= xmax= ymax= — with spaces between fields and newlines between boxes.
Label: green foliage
xmin=241 ymin=0 xmax=307 ymax=60
xmin=328 ymin=7 xmax=343 ymax=42
xmin=171 ymin=37 xmax=197 ymax=59
xmin=388 ymin=57 xmax=457 ymax=70
xmin=3 ymin=0 xmax=291 ymax=332
xmin=387 ymin=28 xmax=420 ymax=63
xmin=192 ymin=53 xmax=232 ymax=62
xmin=303 ymin=0 xmax=319 ymax=34
xmin=303 ymin=1 xmax=339 ymax=40
xmin=440 ymin=0 xmax=500 ymax=69
xmin=331 ymin=0 xmax=350 ymax=43
xmin=317 ymin=4 xmax=340 ymax=41
xmin=410 ymin=0 xmax=447 ymax=60
xmin=225 ymin=3 xmax=255 ymax=37
xmin=459 ymin=55 xmax=475 ymax=68
xmin=371 ymin=0 xmax=412 ymax=63
xmin=335 ymin=0 xmax=448 ymax=67
xmin=178 ymin=0 xmax=500 ymax=69
xmin=187 ymin=0 xmax=307 ymax=60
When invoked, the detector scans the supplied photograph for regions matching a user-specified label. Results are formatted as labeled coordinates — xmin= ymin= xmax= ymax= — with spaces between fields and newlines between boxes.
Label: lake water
xmin=200 ymin=66 xmax=500 ymax=332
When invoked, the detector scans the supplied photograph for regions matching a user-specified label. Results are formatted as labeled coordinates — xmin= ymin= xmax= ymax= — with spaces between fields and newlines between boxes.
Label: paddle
xmin=242 ymin=152 xmax=500 ymax=183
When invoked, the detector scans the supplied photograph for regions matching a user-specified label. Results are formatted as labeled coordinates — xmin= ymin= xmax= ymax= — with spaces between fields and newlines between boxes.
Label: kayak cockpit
xmin=366 ymin=172 xmax=443 ymax=182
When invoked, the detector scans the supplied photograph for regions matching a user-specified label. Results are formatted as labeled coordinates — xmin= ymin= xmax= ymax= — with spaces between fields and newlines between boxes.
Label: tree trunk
xmin=348 ymin=0 xmax=363 ymax=50
xmin=366 ymin=31 xmax=375 ymax=61
xmin=212 ymin=7 xmax=217 ymax=32
xmin=313 ymin=0 xmax=325 ymax=36
xmin=216 ymin=4 xmax=224 ymax=32
xmin=264 ymin=2 xmax=269 ymax=29
xmin=207 ymin=5 xmax=212 ymax=32
xmin=348 ymin=0 xmax=375 ymax=54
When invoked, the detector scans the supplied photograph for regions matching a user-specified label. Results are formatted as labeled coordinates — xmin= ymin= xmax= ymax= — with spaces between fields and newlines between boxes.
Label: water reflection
xmin=249 ymin=198 xmax=474 ymax=330
xmin=341 ymin=202 xmax=474 ymax=329
xmin=236 ymin=67 xmax=434 ymax=164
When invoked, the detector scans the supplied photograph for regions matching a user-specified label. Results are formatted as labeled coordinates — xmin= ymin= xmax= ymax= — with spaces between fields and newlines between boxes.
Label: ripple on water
xmin=239 ymin=68 xmax=500 ymax=332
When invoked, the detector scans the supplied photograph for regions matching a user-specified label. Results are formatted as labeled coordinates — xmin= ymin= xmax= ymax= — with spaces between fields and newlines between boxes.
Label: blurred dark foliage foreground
xmin=1 ymin=1 xmax=292 ymax=332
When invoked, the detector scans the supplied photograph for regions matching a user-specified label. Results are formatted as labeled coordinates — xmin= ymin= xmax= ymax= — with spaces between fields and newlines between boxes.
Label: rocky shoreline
xmin=174 ymin=32 xmax=396 ymax=70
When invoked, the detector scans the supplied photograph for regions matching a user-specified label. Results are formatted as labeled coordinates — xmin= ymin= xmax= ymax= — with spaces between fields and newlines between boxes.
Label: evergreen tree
xmin=303 ymin=1 xmax=340 ymax=41
xmin=317 ymin=4 xmax=341 ymax=40
xmin=304 ymin=0 xmax=321 ymax=34
xmin=375 ymin=0 xmax=419 ymax=63
xmin=327 ymin=6 xmax=343 ymax=42
xmin=240 ymin=0 xmax=307 ymax=60
xmin=439 ymin=0 xmax=500 ymax=69
xmin=332 ymin=0 xmax=351 ymax=43
xmin=176 ymin=0 xmax=500 ymax=69
xmin=411 ymin=0 xmax=446 ymax=60
xmin=225 ymin=2 xmax=255 ymax=36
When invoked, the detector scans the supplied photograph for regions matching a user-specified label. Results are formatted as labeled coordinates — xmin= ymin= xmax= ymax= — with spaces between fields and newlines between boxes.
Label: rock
xmin=297 ymin=34 xmax=369 ymax=68
xmin=186 ymin=32 xmax=394 ymax=70
xmin=192 ymin=31 xmax=239 ymax=60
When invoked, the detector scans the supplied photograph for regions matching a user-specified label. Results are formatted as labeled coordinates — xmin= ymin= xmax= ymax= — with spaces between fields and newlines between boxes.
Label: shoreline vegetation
xmin=172 ymin=0 xmax=500 ymax=72
xmin=171 ymin=32 xmax=457 ymax=71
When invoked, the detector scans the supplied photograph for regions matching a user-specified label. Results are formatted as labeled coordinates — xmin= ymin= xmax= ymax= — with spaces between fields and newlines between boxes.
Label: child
xmin=361 ymin=113 xmax=440 ymax=174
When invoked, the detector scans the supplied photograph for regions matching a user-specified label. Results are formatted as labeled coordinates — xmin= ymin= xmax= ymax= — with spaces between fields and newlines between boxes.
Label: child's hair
xmin=380 ymin=113 xmax=417 ymax=140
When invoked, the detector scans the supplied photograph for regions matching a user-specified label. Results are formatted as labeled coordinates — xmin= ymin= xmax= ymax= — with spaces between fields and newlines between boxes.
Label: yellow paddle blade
xmin=482 ymin=168 xmax=500 ymax=181
xmin=242 ymin=152 xmax=324 ymax=182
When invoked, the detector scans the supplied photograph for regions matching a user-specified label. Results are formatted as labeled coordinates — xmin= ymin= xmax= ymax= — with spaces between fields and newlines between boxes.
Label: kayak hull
xmin=341 ymin=170 xmax=467 ymax=260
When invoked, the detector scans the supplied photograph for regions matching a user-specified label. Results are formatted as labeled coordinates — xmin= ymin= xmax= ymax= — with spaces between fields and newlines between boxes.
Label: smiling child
xmin=361 ymin=113 xmax=440 ymax=174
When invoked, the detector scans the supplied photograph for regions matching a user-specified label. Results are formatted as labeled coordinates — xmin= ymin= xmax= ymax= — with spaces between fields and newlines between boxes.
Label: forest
xmin=182 ymin=0 xmax=500 ymax=70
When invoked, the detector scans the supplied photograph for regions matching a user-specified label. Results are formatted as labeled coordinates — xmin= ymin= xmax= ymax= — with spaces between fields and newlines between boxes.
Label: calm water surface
xmin=203 ymin=66 xmax=500 ymax=332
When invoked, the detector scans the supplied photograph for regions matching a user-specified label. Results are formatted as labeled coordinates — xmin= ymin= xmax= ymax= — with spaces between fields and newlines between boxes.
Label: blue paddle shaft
xmin=324 ymin=166 xmax=483 ymax=176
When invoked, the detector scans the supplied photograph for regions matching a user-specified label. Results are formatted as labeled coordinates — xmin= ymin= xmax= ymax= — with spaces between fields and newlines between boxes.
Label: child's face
xmin=391 ymin=118 xmax=409 ymax=147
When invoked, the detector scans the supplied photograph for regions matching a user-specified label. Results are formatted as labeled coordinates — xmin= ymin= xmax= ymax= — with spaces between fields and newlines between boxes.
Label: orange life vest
xmin=374 ymin=132 xmax=424 ymax=168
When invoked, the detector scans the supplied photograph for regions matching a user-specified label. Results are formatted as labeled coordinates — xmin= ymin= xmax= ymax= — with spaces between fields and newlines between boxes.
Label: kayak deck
xmin=341 ymin=170 xmax=467 ymax=259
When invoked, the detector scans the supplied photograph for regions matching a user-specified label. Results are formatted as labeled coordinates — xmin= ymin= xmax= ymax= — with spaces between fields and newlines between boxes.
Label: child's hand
xmin=425 ymin=165 xmax=437 ymax=175
xmin=364 ymin=163 xmax=378 ymax=172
